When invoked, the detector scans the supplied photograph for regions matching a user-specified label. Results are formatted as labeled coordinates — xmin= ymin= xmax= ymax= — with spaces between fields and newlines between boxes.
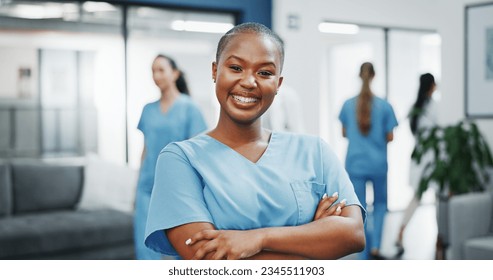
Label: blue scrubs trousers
xmin=349 ymin=174 xmax=388 ymax=260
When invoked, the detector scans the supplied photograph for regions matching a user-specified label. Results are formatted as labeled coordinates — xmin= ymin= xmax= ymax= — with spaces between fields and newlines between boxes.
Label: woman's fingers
xmin=314 ymin=195 xmax=348 ymax=220
xmin=314 ymin=192 xmax=338 ymax=220
xmin=186 ymin=229 xmax=219 ymax=246
xmin=331 ymin=199 xmax=347 ymax=216
xmin=191 ymin=238 xmax=220 ymax=260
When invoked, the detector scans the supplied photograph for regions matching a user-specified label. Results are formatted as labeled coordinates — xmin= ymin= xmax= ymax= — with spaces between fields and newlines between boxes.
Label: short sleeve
xmin=385 ymin=102 xmax=398 ymax=133
xmin=144 ymin=143 xmax=213 ymax=256
xmin=187 ymin=103 xmax=208 ymax=138
xmin=320 ymin=138 xmax=366 ymax=221
xmin=137 ymin=105 xmax=147 ymax=133
xmin=338 ymin=101 xmax=348 ymax=126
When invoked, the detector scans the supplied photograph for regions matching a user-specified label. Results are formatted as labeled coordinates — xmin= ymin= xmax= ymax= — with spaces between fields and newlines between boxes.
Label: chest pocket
xmin=289 ymin=181 xmax=326 ymax=225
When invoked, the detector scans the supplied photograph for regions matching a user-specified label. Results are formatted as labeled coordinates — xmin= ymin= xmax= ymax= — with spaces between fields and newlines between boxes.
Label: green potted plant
xmin=411 ymin=119 xmax=493 ymax=259
xmin=412 ymin=119 xmax=493 ymax=198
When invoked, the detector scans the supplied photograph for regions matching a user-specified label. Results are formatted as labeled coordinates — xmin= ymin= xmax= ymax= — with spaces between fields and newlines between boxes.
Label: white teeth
xmin=232 ymin=95 xmax=258 ymax=103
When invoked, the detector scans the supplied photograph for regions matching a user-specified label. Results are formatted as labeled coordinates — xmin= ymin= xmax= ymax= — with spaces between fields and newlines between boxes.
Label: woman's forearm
xmin=247 ymin=251 xmax=308 ymax=260
xmin=170 ymin=206 xmax=364 ymax=260
xmin=256 ymin=206 xmax=365 ymax=259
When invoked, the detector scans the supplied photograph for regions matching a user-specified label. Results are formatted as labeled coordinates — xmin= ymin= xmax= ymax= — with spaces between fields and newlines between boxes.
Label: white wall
xmin=273 ymin=0 xmax=493 ymax=146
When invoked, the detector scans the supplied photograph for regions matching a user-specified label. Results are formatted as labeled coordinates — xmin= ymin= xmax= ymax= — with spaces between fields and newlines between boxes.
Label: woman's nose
xmin=239 ymin=72 xmax=257 ymax=88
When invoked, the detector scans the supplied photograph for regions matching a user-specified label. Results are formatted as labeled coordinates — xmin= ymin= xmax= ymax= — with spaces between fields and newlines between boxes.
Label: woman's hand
xmin=313 ymin=192 xmax=347 ymax=221
xmin=186 ymin=229 xmax=264 ymax=260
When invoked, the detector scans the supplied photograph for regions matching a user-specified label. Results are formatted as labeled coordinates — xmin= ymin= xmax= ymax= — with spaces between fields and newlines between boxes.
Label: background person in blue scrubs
xmin=144 ymin=22 xmax=366 ymax=260
xmin=339 ymin=62 xmax=398 ymax=260
xmin=134 ymin=54 xmax=207 ymax=259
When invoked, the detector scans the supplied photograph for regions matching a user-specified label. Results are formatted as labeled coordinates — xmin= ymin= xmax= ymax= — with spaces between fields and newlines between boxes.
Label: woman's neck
xmin=209 ymin=118 xmax=268 ymax=147
xmin=159 ymin=88 xmax=180 ymax=112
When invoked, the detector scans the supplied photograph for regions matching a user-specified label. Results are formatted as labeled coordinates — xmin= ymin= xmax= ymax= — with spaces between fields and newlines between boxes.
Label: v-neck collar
xmin=201 ymin=132 xmax=275 ymax=165
xmin=157 ymin=94 xmax=182 ymax=115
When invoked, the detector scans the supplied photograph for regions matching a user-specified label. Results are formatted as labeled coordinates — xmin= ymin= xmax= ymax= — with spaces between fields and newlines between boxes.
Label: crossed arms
xmin=166 ymin=193 xmax=365 ymax=260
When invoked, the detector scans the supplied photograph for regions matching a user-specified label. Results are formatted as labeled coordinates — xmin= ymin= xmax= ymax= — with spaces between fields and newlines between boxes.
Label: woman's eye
xmin=258 ymin=71 xmax=273 ymax=76
xmin=229 ymin=65 xmax=241 ymax=71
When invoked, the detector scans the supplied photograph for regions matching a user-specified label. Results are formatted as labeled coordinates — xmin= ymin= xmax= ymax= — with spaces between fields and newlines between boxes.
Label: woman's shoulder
xmin=273 ymin=131 xmax=324 ymax=148
xmin=177 ymin=94 xmax=202 ymax=109
xmin=374 ymin=96 xmax=395 ymax=109
xmin=142 ymin=100 xmax=159 ymax=110
xmin=162 ymin=133 xmax=211 ymax=154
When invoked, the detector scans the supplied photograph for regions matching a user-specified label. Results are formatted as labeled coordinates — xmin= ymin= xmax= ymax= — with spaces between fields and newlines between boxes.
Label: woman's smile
xmin=231 ymin=94 xmax=259 ymax=104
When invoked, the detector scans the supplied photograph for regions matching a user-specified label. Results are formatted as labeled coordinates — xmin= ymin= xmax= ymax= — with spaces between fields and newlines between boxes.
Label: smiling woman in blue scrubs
xmin=145 ymin=23 xmax=366 ymax=260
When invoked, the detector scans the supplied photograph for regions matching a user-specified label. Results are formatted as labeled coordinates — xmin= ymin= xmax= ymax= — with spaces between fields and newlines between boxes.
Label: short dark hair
xmin=215 ymin=22 xmax=285 ymax=71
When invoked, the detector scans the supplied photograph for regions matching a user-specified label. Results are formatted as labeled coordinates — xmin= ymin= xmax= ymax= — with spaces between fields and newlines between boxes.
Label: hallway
xmin=344 ymin=203 xmax=438 ymax=260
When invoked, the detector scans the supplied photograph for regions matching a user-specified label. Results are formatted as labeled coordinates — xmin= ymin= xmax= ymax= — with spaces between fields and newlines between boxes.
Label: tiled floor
xmin=343 ymin=202 xmax=438 ymax=260
xmin=380 ymin=203 xmax=437 ymax=260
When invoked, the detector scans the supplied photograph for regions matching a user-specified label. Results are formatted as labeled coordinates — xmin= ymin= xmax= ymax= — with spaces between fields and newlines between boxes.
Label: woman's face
xmin=212 ymin=32 xmax=283 ymax=125
xmin=152 ymin=57 xmax=178 ymax=92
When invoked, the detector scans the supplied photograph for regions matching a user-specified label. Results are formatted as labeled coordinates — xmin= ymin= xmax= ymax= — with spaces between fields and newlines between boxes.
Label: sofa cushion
xmin=12 ymin=163 xmax=83 ymax=214
xmin=77 ymin=154 xmax=137 ymax=213
xmin=0 ymin=162 xmax=12 ymax=217
xmin=464 ymin=236 xmax=493 ymax=260
xmin=0 ymin=209 xmax=133 ymax=259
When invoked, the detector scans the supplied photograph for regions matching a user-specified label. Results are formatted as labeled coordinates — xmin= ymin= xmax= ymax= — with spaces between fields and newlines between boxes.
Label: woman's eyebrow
xmin=225 ymin=55 xmax=277 ymax=69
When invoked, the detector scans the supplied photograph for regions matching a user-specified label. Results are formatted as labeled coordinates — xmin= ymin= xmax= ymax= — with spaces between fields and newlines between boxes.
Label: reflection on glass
xmin=0 ymin=1 xmax=124 ymax=160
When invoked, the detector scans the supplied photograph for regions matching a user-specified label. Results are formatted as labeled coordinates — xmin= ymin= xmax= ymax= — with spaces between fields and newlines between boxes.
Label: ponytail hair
xmin=155 ymin=54 xmax=190 ymax=95
xmin=410 ymin=73 xmax=435 ymax=134
xmin=357 ymin=62 xmax=375 ymax=135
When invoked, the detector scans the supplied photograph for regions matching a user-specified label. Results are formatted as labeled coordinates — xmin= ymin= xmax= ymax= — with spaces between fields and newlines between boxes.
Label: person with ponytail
xmin=338 ymin=62 xmax=398 ymax=260
xmin=395 ymin=73 xmax=437 ymax=257
xmin=134 ymin=54 xmax=208 ymax=259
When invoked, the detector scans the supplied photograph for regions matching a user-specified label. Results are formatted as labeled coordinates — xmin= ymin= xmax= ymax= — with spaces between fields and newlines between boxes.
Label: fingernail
xmin=332 ymin=192 xmax=338 ymax=198
xmin=336 ymin=206 xmax=341 ymax=212
xmin=341 ymin=199 xmax=347 ymax=205
xmin=185 ymin=238 xmax=192 ymax=245
xmin=322 ymin=193 xmax=328 ymax=200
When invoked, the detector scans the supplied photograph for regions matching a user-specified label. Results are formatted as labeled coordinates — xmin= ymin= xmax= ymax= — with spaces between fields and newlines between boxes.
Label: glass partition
xmin=0 ymin=1 xmax=125 ymax=162
xmin=320 ymin=25 xmax=441 ymax=211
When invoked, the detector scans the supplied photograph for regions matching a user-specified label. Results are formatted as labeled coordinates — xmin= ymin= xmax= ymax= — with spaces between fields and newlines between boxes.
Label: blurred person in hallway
xmin=395 ymin=73 xmax=437 ymax=257
xmin=134 ymin=54 xmax=207 ymax=259
xmin=339 ymin=62 xmax=398 ymax=260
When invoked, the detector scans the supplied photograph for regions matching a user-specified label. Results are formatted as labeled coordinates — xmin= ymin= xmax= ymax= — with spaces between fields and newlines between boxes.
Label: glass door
xmin=320 ymin=27 xmax=386 ymax=209
xmin=321 ymin=25 xmax=441 ymax=211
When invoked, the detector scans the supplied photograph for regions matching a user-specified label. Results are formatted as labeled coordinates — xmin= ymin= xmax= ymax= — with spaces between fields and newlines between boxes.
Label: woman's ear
xmin=277 ymin=76 xmax=284 ymax=90
xmin=173 ymin=69 xmax=181 ymax=82
xmin=212 ymin=62 xmax=217 ymax=83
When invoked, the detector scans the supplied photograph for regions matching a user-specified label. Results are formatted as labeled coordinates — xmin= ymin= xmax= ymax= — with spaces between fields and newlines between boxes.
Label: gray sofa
xmin=447 ymin=174 xmax=493 ymax=259
xmin=0 ymin=159 xmax=135 ymax=259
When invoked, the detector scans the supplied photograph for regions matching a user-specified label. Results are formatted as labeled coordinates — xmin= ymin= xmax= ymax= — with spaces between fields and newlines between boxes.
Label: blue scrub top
xmin=338 ymin=96 xmax=398 ymax=177
xmin=145 ymin=132 xmax=365 ymax=256
xmin=137 ymin=95 xmax=207 ymax=193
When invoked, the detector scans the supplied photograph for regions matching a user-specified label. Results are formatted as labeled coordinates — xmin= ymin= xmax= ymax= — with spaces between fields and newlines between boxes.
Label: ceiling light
xmin=171 ymin=20 xmax=233 ymax=34
xmin=82 ymin=1 xmax=116 ymax=13
xmin=12 ymin=4 xmax=63 ymax=19
xmin=318 ymin=22 xmax=359 ymax=35
xmin=421 ymin=34 xmax=441 ymax=46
